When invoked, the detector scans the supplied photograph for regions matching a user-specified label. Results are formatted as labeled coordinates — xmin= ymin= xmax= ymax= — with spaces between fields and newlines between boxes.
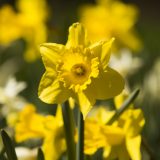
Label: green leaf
xmin=1 ymin=130 xmax=17 ymax=160
xmin=0 ymin=154 xmax=7 ymax=160
xmin=37 ymin=148 xmax=45 ymax=160
xmin=0 ymin=148 xmax=7 ymax=160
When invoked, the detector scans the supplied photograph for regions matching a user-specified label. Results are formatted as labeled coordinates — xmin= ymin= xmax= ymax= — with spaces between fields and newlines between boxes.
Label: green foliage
xmin=37 ymin=148 xmax=45 ymax=160
xmin=1 ymin=130 xmax=17 ymax=160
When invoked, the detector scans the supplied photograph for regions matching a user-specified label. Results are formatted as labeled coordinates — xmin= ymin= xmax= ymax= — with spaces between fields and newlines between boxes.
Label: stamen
xmin=71 ymin=64 xmax=86 ymax=76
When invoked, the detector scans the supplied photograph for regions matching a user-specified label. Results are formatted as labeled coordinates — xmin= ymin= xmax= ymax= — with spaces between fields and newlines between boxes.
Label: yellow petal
xmin=76 ymin=92 xmax=96 ymax=119
xmin=119 ymin=31 xmax=142 ymax=52
xmin=126 ymin=136 xmax=141 ymax=160
xmin=100 ymin=38 xmax=115 ymax=70
xmin=89 ymin=40 xmax=104 ymax=57
xmin=103 ymin=145 xmax=112 ymax=158
xmin=114 ymin=91 xmax=134 ymax=109
xmin=106 ymin=144 xmax=130 ymax=160
xmin=89 ymin=107 xmax=115 ymax=124
xmin=66 ymin=22 xmax=89 ymax=48
xmin=84 ymin=67 xmax=124 ymax=100
xmin=15 ymin=104 xmax=46 ymax=142
xmin=84 ymin=119 xmax=106 ymax=155
xmin=89 ymin=38 xmax=114 ymax=69
xmin=125 ymin=109 xmax=145 ymax=137
xmin=42 ymin=131 xmax=66 ymax=160
xmin=38 ymin=71 xmax=72 ymax=104
xmin=101 ymin=125 xmax=124 ymax=146
xmin=68 ymin=97 xmax=75 ymax=109
xmin=54 ymin=105 xmax=63 ymax=125
xmin=40 ymin=43 xmax=64 ymax=71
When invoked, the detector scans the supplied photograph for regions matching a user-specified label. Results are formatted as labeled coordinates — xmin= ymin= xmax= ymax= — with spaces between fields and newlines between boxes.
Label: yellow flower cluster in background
xmin=38 ymin=22 xmax=124 ymax=118
xmin=84 ymin=92 xmax=145 ymax=160
xmin=14 ymin=92 xmax=145 ymax=160
xmin=0 ymin=0 xmax=48 ymax=61
xmin=15 ymin=104 xmax=66 ymax=160
xmin=0 ymin=0 xmax=151 ymax=158
xmin=80 ymin=0 xmax=142 ymax=52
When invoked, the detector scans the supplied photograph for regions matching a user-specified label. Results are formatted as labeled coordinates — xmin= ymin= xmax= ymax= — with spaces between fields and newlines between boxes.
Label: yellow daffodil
xmin=16 ymin=0 xmax=48 ymax=61
xmin=15 ymin=104 xmax=66 ymax=160
xmin=84 ymin=119 xmax=106 ymax=154
xmin=103 ymin=108 xmax=145 ymax=160
xmin=0 ymin=0 xmax=48 ymax=62
xmin=80 ymin=0 xmax=142 ymax=52
xmin=42 ymin=115 xmax=66 ymax=160
xmin=84 ymin=102 xmax=145 ymax=160
xmin=112 ymin=92 xmax=145 ymax=160
xmin=0 ymin=6 xmax=22 ymax=44
xmin=38 ymin=22 xmax=124 ymax=118
xmin=104 ymin=92 xmax=145 ymax=160
xmin=15 ymin=104 xmax=47 ymax=141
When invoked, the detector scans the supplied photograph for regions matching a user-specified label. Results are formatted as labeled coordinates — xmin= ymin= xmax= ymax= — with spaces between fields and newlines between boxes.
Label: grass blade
xmin=1 ymin=130 xmax=17 ymax=160
xmin=37 ymin=148 xmax=45 ymax=160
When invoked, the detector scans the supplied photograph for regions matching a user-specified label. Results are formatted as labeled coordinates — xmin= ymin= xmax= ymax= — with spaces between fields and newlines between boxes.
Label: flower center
xmin=71 ymin=63 xmax=86 ymax=76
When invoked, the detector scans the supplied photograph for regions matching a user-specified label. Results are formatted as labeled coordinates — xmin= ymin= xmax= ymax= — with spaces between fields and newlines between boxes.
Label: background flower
xmin=79 ymin=0 xmax=142 ymax=52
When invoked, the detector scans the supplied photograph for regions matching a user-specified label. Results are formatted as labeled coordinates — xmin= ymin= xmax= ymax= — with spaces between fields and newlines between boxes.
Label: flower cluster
xmin=0 ymin=0 xmax=151 ymax=159
xmin=14 ymin=92 xmax=145 ymax=160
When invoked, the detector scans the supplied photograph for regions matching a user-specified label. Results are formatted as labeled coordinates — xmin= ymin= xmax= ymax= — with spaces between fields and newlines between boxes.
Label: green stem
xmin=107 ymin=89 xmax=140 ymax=125
xmin=1 ymin=130 xmax=17 ymax=160
xmin=37 ymin=148 xmax=45 ymax=160
xmin=62 ymin=101 xmax=76 ymax=160
xmin=76 ymin=111 xmax=84 ymax=160
xmin=85 ymin=155 xmax=92 ymax=160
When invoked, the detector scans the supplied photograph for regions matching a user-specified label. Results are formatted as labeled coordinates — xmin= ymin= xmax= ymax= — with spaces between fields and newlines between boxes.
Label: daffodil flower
xmin=103 ymin=108 xmax=145 ymax=160
xmin=38 ymin=22 xmax=124 ymax=118
xmin=0 ymin=0 xmax=48 ymax=62
xmin=108 ymin=92 xmax=145 ymax=160
xmin=15 ymin=104 xmax=66 ymax=160
xmin=80 ymin=0 xmax=142 ymax=52
xmin=84 ymin=105 xmax=145 ymax=160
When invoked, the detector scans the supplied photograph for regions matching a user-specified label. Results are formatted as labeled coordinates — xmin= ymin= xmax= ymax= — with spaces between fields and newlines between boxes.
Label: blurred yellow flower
xmin=38 ymin=22 xmax=124 ymax=118
xmin=0 ymin=0 xmax=48 ymax=62
xmin=103 ymin=108 xmax=145 ymax=160
xmin=15 ymin=104 xmax=46 ymax=141
xmin=15 ymin=104 xmax=66 ymax=160
xmin=106 ymin=92 xmax=145 ymax=160
xmin=80 ymin=0 xmax=142 ymax=52
xmin=84 ymin=118 xmax=124 ymax=155
xmin=84 ymin=103 xmax=145 ymax=160
xmin=0 ymin=6 xmax=22 ymax=44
